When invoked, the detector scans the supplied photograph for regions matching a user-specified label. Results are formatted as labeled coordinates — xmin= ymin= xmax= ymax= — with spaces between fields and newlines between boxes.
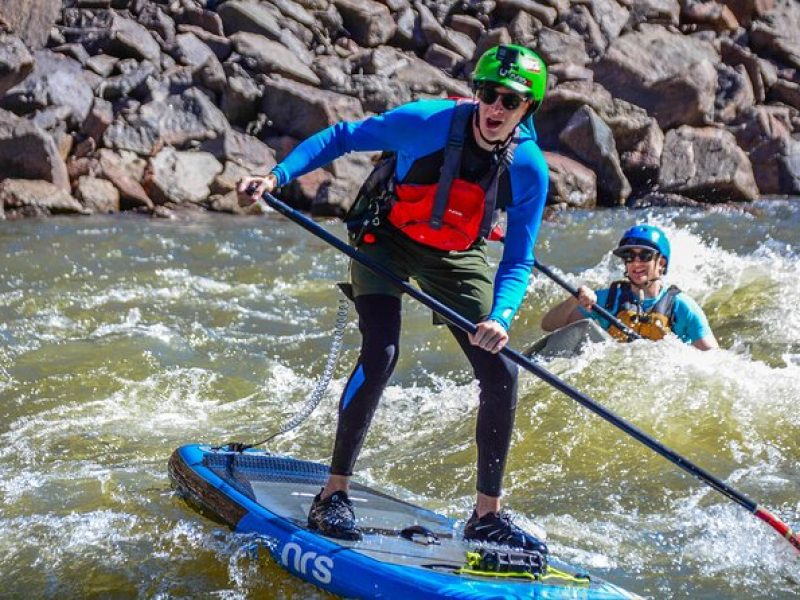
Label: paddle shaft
xmin=259 ymin=191 xmax=800 ymax=553
xmin=533 ymin=260 xmax=642 ymax=341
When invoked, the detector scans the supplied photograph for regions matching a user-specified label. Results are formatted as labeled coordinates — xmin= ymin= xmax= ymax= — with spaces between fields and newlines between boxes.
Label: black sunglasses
xmin=476 ymin=86 xmax=527 ymax=111
xmin=619 ymin=249 xmax=657 ymax=263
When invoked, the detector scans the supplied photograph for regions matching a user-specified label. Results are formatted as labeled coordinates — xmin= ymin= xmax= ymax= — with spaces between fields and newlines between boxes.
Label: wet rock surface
xmin=0 ymin=0 xmax=799 ymax=219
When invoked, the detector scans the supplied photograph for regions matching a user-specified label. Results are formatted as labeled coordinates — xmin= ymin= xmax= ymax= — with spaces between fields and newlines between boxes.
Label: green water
xmin=1 ymin=203 xmax=799 ymax=599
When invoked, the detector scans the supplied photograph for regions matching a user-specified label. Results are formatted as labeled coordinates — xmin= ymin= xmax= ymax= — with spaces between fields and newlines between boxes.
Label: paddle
xmin=533 ymin=260 xmax=642 ymax=341
xmin=255 ymin=191 xmax=800 ymax=554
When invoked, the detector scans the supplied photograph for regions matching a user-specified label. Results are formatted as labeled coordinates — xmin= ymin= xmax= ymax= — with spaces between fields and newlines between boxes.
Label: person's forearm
xmin=541 ymin=297 xmax=580 ymax=332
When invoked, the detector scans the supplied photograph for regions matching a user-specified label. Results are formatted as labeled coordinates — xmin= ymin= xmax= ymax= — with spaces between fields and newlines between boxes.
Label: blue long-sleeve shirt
xmin=271 ymin=98 xmax=549 ymax=330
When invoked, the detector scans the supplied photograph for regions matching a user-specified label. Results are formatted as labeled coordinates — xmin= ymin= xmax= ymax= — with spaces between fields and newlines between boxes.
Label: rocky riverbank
xmin=0 ymin=0 xmax=798 ymax=219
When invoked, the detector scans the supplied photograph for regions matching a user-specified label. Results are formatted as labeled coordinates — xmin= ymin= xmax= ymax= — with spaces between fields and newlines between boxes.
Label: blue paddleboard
xmin=169 ymin=444 xmax=640 ymax=599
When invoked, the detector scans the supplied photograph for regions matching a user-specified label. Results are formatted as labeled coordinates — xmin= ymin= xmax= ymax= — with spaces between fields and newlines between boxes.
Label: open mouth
xmin=485 ymin=117 xmax=504 ymax=132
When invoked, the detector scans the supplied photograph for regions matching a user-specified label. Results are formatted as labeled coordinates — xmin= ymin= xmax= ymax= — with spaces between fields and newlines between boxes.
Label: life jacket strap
xmin=430 ymin=101 xmax=473 ymax=230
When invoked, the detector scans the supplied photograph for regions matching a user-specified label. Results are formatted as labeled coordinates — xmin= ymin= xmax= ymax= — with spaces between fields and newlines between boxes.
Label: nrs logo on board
xmin=281 ymin=542 xmax=334 ymax=584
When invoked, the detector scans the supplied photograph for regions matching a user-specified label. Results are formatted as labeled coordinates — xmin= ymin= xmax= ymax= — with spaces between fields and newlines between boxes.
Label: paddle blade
xmin=755 ymin=506 xmax=800 ymax=552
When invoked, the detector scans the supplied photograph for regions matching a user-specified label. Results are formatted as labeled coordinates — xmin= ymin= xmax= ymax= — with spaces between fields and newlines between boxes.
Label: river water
xmin=1 ymin=202 xmax=798 ymax=599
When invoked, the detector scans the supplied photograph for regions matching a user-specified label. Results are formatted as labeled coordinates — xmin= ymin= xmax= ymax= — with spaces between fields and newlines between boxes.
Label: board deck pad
xmin=171 ymin=445 xmax=641 ymax=598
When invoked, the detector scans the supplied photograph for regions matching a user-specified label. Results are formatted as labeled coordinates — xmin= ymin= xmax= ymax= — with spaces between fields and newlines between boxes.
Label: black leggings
xmin=330 ymin=294 xmax=519 ymax=497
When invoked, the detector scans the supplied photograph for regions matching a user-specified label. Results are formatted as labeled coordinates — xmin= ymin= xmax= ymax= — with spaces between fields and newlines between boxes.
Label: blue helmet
xmin=612 ymin=224 xmax=671 ymax=273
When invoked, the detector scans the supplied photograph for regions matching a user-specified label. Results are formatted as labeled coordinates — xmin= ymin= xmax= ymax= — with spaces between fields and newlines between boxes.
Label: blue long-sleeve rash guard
xmin=271 ymin=98 xmax=549 ymax=330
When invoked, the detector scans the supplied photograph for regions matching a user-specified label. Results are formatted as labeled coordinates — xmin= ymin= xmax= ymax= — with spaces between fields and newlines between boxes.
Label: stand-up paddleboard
xmin=524 ymin=319 xmax=613 ymax=360
xmin=169 ymin=444 xmax=640 ymax=599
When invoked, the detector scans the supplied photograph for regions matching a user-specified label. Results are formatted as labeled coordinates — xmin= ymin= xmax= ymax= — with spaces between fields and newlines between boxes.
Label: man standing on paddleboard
xmin=238 ymin=45 xmax=550 ymax=553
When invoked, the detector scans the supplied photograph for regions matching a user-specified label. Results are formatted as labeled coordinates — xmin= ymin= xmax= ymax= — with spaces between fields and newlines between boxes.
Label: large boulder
xmin=659 ymin=126 xmax=759 ymax=202
xmin=592 ymin=27 xmax=719 ymax=128
xmin=0 ymin=108 xmax=69 ymax=190
xmin=200 ymin=129 xmax=276 ymax=173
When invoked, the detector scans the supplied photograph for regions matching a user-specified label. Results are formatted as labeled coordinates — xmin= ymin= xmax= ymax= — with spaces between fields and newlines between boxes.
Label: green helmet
xmin=472 ymin=45 xmax=548 ymax=104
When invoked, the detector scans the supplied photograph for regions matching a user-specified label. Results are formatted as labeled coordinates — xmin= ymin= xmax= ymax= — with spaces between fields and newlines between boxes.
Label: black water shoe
xmin=463 ymin=510 xmax=548 ymax=554
xmin=308 ymin=490 xmax=363 ymax=541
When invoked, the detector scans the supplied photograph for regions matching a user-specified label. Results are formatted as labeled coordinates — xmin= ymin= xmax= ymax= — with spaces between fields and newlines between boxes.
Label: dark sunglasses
xmin=619 ymin=249 xmax=657 ymax=263
xmin=476 ymin=86 xmax=527 ymax=111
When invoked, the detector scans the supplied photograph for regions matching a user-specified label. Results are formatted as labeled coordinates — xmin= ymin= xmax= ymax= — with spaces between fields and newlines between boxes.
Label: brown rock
xmin=0 ymin=178 xmax=86 ymax=216
xmin=98 ymin=148 xmax=154 ymax=210
xmin=769 ymin=79 xmax=800 ymax=110
xmin=200 ymin=129 xmax=276 ymax=173
xmin=82 ymin=97 xmax=114 ymax=143
xmin=75 ymin=175 xmax=120 ymax=213
xmin=334 ymin=0 xmax=397 ymax=47
xmin=544 ymin=151 xmax=597 ymax=208
xmin=719 ymin=0 xmax=773 ymax=26
xmin=108 ymin=14 xmax=161 ymax=63
xmin=681 ymin=0 xmax=739 ymax=32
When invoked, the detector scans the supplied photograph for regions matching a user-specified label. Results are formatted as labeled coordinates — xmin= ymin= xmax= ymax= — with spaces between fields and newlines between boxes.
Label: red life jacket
xmin=386 ymin=101 xmax=514 ymax=252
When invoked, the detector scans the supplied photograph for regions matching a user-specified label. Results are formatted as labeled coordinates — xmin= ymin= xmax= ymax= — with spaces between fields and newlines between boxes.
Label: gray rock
xmin=508 ymin=11 xmax=541 ymax=48
xmin=174 ymin=32 xmax=227 ymax=92
xmin=200 ymin=129 xmax=276 ymax=173
xmin=769 ymin=78 xmax=800 ymax=110
xmin=230 ymin=32 xmax=320 ymax=86
xmin=102 ymin=88 xmax=230 ymax=156
xmin=2 ymin=50 xmax=95 ymax=128
xmin=218 ymin=0 xmax=313 ymax=58
xmin=588 ymin=0 xmax=630 ymax=42
xmin=175 ymin=25 xmax=232 ymax=61
xmin=721 ymin=39 xmax=770 ymax=102
xmin=81 ymin=97 xmax=114 ymax=143
xmin=715 ymin=63 xmax=755 ymax=123
xmin=86 ymin=54 xmax=119 ymax=78
xmin=0 ymin=34 xmax=34 ymax=97
xmin=211 ymin=160 xmax=252 ymax=195
xmin=626 ymin=0 xmax=681 ymax=27
xmin=144 ymin=147 xmax=223 ymax=205
xmin=536 ymin=27 xmax=590 ymax=67
xmin=392 ymin=52 xmax=472 ymax=97
xmin=626 ymin=191 xmax=703 ymax=208
xmin=592 ymin=27 xmax=719 ymax=128
xmin=450 ymin=15 xmax=485 ymax=43
xmin=748 ymin=136 xmax=800 ymax=194
xmin=221 ymin=74 xmax=261 ymax=126
xmin=559 ymin=105 xmax=631 ymax=206
xmin=494 ymin=0 xmax=557 ymax=26
xmin=659 ymin=125 xmax=759 ymax=201
xmin=424 ymin=44 xmax=463 ymax=73
xmin=562 ymin=4 xmax=607 ymax=58
xmin=0 ymin=108 xmax=69 ymax=190
xmin=97 ymin=60 xmax=157 ymax=101
xmin=415 ymin=2 xmax=476 ymax=58
xmin=261 ymin=75 xmax=364 ymax=140
xmin=108 ymin=13 xmax=162 ymax=62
